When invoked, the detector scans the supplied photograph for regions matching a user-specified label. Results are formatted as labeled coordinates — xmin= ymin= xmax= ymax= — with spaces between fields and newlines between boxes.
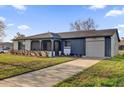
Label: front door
xmin=105 ymin=37 xmax=111 ymax=57
xmin=54 ymin=41 xmax=60 ymax=56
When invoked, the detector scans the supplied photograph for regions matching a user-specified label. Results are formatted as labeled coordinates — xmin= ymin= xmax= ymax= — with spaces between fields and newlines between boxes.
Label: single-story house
xmin=12 ymin=28 xmax=120 ymax=58
xmin=0 ymin=42 xmax=13 ymax=50
xmin=119 ymin=40 xmax=124 ymax=50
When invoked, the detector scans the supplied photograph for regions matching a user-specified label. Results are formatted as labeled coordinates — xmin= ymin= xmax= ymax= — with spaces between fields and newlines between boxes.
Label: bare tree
xmin=70 ymin=18 xmax=97 ymax=31
xmin=14 ymin=32 xmax=25 ymax=39
xmin=0 ymin=21 xmax=6 ymax=42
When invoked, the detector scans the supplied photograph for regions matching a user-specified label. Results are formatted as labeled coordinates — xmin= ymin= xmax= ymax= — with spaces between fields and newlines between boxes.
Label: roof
xmin=25 ymin=32 xmax=60 ymax=39
xmin=119 ymin=40 xmax=124 ymax=45
xmin=58 ymin=29 xmax=117 ymax=39
xmin=13 ymin=28 xmax=120 ymax=41
xmin=0 ymin=42 xmax=12 ymax=45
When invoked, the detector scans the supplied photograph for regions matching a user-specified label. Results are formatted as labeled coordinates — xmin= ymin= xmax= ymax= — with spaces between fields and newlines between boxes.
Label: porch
xmin=14 ymin=39 xmax=62 ymax=57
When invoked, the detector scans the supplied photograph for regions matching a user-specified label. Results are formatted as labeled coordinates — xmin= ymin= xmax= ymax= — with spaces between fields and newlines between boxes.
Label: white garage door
xmin=86 ymin=37 xmax=105 ymax=57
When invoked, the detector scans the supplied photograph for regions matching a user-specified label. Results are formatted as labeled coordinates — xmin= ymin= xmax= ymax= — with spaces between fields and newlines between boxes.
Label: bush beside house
xmin=10 ymin=50 xmax=49 ymax=57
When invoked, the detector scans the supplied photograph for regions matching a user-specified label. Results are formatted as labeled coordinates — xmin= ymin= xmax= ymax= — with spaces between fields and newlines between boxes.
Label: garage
xmin=86 ymin=37 xmax=105 ymax=57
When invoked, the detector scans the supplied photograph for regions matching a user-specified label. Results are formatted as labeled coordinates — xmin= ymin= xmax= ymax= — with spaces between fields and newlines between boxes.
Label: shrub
xmin=10 ymin=50 xmax=48 ymax=57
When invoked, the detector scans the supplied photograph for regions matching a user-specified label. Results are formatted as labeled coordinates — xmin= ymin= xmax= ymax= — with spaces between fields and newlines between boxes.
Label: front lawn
xmin=55 ymin=54 xmax=124 ymax=87
xmin=0 ymin=54 xmax=75 ymax=79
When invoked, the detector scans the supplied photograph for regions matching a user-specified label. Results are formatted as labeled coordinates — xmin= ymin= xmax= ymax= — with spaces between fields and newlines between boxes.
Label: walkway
xmin=0 ymin=58 xmax=101 ymax=87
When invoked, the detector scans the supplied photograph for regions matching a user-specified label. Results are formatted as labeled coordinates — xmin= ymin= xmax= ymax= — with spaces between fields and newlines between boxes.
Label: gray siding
xmin=111 ymin=32 xmax=119 ymax=56
xmin=71 ymin=38 xmax=85 ymax=55
xmin=25 ymin=40 xmax=31 ymax=50
xmin=13 ymin=41 xmax=18 ymax=50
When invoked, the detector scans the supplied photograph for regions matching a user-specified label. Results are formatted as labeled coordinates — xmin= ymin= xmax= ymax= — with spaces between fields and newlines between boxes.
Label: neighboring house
xmin=0 ymin=42 xmax=13 ymax=50
xmin=119 ymin=40 xmax=124 ymax=50
xmin=13 ymin=28 xmax=120 ymax=58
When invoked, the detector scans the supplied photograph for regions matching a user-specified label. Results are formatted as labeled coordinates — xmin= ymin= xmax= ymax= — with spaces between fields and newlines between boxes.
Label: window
xmin=64 ymin=41 xmax=71 ymax=47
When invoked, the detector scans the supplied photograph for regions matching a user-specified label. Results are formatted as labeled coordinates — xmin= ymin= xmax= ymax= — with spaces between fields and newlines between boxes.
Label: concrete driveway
xmin=0 ymin=58 xmax=101 ymax=87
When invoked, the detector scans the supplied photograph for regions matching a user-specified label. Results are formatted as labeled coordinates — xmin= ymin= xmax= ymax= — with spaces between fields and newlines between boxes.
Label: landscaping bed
xmin=55 ymin=54 xmax=124 ymax=87
xmin=10 ymin=50 xmax=49 ymax=57
xmin=0 ymin=54 xmax=75 ymax=79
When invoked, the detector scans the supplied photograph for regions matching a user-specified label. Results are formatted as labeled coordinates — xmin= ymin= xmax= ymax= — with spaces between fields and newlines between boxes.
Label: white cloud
xmin=105 ymin=8 xmax=124 ymax=17
xmin=7 ymin=23 xmax=14 ymax=27
xmin=89 ymin=5 xmax=106 ymax=10
xmin=118 ymin=30 xmax=123 ymax=34
xmin=0 ymin=16 xmax=6 ymax=21
xmin=18 ymin=25 xmax=30 ymax=31
xmin=12 ymin=5 xmax=26 ymax=11
xmin=118 ymin=30 xmax=124 ymax=37
xmin=114 ymin=24 xmax=124 ymax=29
xmin=117 ymin=24 xmax=124 ymax=28
xmin=114 ymin=24 xmax=124 ymax=38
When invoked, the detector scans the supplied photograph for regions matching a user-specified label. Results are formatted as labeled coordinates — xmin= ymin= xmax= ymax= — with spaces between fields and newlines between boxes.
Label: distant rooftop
xmin=119 ymin=40 xmax=124 ymax=45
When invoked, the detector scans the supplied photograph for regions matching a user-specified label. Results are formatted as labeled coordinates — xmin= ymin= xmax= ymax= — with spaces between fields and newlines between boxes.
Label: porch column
xmin=39 ymin=40 xmax=42 ymax=51
xmin=51 ymin=39 xmax=54 ymax=57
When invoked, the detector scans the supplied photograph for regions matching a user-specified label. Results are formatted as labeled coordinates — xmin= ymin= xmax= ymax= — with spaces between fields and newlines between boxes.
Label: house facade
xmin=13 ymin=29 xmax=120 ymax=58
xmin=119 ymin=40 xmax=124 ymax=50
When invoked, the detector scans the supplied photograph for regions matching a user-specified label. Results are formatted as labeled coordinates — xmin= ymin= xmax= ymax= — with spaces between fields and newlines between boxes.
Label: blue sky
xmin=0 ymin=5 xmax=124 ymax=42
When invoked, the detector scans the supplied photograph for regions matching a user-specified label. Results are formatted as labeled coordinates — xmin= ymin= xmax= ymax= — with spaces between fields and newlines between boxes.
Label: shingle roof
xmin=58 ymin=29 xmax=117 ymax=39
xmin=25 ymin=32 xmax=60 ymax=39
xmin=13 ymin=28 xmax=120 ymax=41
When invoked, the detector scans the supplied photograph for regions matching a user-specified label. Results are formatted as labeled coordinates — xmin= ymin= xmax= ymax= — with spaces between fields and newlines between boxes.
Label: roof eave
xmin=12 ymin=37 xmax=61 ymax=41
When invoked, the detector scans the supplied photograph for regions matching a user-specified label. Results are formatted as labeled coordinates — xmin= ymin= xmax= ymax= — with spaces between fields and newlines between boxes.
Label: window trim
xmin=64 ymin=40 xmax=71 ymax=47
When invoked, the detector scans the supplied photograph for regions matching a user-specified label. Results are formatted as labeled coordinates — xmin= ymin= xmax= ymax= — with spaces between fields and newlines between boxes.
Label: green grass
xmin=55 ymin=54 xmax=124 ymax=87
xmin=0 ymin=54 xmax=75 ymax=79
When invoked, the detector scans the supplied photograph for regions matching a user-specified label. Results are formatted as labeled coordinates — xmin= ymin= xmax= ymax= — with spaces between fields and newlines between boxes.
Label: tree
xmin=70 ymin=18 xmax=97 ymax=31
xmin=0 ymin=21 xmax=6 ymax=42
xmin=14 ymin=32 xmax=25 ymax=39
